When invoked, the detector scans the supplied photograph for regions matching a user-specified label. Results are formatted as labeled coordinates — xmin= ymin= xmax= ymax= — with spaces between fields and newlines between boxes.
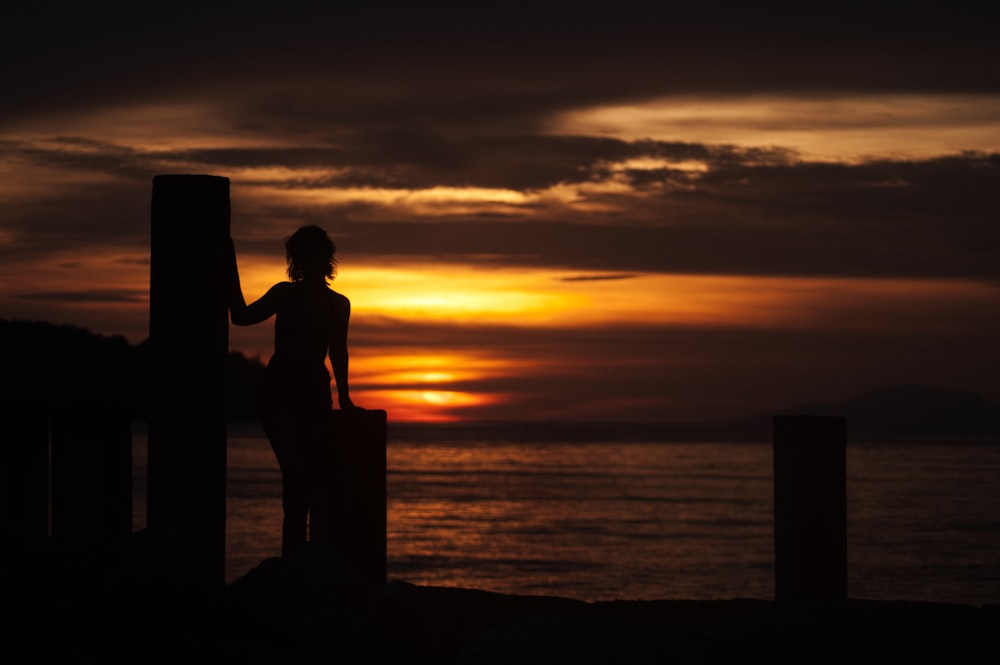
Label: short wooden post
xmin=148 ymin=174 xmax=230 ymax=584
xmin=773 ymin=414 xmax=847 ymax=602
xmin=50 ymin=404 xmax=132 ymax=549
xmin=311 ymin=409 xmax=388 ymax=586
xmin=0 ymin=404 xmax=49 ymax=577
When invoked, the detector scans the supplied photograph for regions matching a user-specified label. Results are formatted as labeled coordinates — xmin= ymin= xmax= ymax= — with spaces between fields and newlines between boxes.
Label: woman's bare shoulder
xmin=266 ymin=281 xmax=292 ymax=300
xmin=326 ymin=288 xmax=351 ymax=311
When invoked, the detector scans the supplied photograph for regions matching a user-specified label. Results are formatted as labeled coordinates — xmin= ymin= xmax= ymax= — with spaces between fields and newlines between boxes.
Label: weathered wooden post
xmin=311 ymin=409 xmax=388 ymax=586
xmin=148 ymin=174 xmax=230 ymax=584
xmin=50 ymin=404 xmax=132 ymax=549
xmin=773 ymin=414 xmax=847 ymax=602
xmin=0 ymin=404 xmax=49 ymax=581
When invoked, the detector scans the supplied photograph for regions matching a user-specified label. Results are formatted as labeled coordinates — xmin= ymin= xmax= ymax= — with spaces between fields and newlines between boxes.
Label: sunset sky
xmin=2 ymin=3 xmax=998 ymax=422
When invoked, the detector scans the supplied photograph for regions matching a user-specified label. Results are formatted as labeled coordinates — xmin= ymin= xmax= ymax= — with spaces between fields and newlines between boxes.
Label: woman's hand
xmin=224 ymin=237 xmax=240 ymax=291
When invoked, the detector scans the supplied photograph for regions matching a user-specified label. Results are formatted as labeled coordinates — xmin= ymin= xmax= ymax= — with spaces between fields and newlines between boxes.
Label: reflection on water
xmin=131 ymin=423 xmax=1000 ymax=604
xmin=387 ymin=438 xmax=775 ymax=602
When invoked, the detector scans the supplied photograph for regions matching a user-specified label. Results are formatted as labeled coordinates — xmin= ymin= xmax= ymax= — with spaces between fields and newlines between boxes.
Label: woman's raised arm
xmin=228 ymin=238 xmax=284 ymax=326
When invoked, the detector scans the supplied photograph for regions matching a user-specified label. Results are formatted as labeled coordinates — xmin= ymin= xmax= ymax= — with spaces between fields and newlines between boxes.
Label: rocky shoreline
xmin=3 ymin=537 xmax=997 ymax=663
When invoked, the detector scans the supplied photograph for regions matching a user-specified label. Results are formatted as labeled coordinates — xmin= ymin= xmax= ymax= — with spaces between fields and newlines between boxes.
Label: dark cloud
xmin=4 ymin=132 xmax=997 ymax=281
xmin=160 ymin=136 xmax=740 ymax=191
xmin=3 ymin=138 xmax=160 ymax=181
xmin=559 ymin=274 xmax=639 ymax=283
xmin=0 ymin=180 xmax=151 ymax=263
xmin=116 ymin=256 xmax=150 ymax=266
xmin=2 ymin=2 xmax=998 ymax=131
xmin=325 ymin=155 xmax=1000 ymax=280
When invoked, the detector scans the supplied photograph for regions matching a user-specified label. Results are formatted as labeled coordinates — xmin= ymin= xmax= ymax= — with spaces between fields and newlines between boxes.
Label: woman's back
xmin=272 ymin=281 xmax=342 ymax=366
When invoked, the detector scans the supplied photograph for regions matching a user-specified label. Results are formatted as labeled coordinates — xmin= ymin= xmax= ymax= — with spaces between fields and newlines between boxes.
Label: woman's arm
xmin=329 ymin=293 xmax=355 ymax=409
xmin=228 ymin=238 xmax=283 ymax=326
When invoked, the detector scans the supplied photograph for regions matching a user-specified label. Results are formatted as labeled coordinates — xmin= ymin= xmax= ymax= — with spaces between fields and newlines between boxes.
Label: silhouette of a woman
xmin=228 ymin=225 xmax=356 ymax=558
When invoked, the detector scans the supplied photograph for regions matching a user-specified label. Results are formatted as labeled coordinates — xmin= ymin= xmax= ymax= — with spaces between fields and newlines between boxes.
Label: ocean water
xmin=131 ymin=424 xmax=1000 ymax=605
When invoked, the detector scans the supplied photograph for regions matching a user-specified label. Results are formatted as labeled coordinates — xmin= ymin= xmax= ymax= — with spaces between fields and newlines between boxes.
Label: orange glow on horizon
xmin=335 ymin=264 xmax=998 ymax=332
xmin=325 ymin=269 xmax=998 ymax=421
xmin=7 ymin=241 xmax=995 ymax=423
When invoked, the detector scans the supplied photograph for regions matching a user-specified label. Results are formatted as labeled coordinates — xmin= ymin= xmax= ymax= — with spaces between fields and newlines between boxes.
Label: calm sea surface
xmin=131 ymin=424 xmax=1000 ymax=605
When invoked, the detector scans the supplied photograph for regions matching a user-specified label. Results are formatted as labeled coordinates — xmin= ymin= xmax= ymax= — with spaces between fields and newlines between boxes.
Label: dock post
xmin=50 ymin=404 xmax=132 ymax=549
xmin=773 ymin=414 xmax=847 ymax=602
xmin=0 ymin=404 xmax=49 ymax=583
xmin=148 ymin=174 xmax=230 ymax=584
xmin=311 ymin=409 xmax=388 ymax=586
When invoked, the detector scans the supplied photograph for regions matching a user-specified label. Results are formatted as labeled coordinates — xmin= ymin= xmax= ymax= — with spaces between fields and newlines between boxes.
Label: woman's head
xmin=285 ymin=225 xmax=337 ymax=282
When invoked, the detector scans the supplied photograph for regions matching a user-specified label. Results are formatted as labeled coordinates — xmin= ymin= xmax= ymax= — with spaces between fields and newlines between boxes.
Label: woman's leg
xmin=263 ymin=411 xmax=311 ymax=558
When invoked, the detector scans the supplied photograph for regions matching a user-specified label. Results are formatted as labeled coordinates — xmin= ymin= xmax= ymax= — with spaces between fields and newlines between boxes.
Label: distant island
xmin=2 ymin=319 xmax=998 ymax=439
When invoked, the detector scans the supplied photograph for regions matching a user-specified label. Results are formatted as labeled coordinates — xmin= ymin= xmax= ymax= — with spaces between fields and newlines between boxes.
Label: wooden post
xmin=50 ymin=404 xmax=132 ymax=549
xmin=773 ymin=414 xmax=847 ymax=602
xmin=311 ymin=409 xmax=388 ymax=586
xmin=148 ymin=174 xmax=230 ymax=584
xmin=0 ymin=404 xmax=49 ymax=580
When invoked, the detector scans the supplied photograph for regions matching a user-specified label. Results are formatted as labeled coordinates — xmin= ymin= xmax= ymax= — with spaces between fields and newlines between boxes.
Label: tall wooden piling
xmin=0 ymin=404 xmax=49 ymax=577
xmin=311 ymin=409 xmax=388 ymax=586
xmin=148 ymin=174 xmax=230 ymax=584
xmin=773 ymin=414 xmax=847 ymax=602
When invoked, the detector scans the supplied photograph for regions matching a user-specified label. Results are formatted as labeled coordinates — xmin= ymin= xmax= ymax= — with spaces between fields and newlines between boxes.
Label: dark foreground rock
xmin=2 ymin=536 xmax=997 ymax=664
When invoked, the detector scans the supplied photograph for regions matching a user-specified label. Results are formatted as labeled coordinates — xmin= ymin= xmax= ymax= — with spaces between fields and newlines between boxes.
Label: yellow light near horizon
xmin=420 ymin=371 xmax=454 ymax=383
xmin=355 ymin=389 xmax=497 ymax=422
xmin=421 ymin=390 xmax=462 ymax=405
xmin=338 ymin=265 xmax=587 ymax=323
xmin=342 ymin=265 xmax=828 ymax=329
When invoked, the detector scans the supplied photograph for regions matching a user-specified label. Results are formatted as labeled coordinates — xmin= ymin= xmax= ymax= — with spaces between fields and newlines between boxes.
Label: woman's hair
xmin=285 ymin=225 xmax=337 ymax=282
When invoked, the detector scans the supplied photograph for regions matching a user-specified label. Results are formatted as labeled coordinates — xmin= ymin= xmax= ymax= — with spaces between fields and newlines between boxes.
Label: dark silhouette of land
xmin=1 ymin=541 xmax=996 ymax=663
xmin=0 ymin=318 xmax=266 ymax=421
